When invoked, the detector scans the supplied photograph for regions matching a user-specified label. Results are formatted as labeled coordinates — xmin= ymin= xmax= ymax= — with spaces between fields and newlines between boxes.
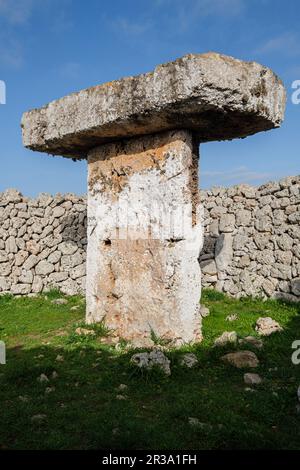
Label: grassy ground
xmin=0 ymin=289 xmax=300 ymax=450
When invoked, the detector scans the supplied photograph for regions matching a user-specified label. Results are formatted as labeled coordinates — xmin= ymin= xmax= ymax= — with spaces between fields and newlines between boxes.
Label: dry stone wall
xmin=0 ymin=189 xmax=87 ymax=296
xmin=1 ymin=174 xmax=299 ymax=301
xmin=200 ymin=175 xmax=300 ymax=301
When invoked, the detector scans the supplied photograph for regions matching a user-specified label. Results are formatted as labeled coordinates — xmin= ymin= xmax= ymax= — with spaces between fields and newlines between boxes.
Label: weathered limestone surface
xmin=22 ymin=53 xmax=285 ymax=159
xmin=86 ymin=130 xmax=203 ymax=345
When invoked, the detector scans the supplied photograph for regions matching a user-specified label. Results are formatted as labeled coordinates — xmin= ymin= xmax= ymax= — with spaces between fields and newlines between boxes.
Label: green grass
xmin=0 ymin=288 xmax=300 ymax=450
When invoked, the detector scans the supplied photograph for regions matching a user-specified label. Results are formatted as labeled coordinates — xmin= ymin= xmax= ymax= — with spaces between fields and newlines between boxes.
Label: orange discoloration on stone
xmin=88 ymin=132 xmax=188 ymax=197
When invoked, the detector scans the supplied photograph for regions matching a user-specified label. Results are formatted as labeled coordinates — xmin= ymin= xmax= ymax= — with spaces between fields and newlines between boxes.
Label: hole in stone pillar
xmin=104 ymin=239 xmax=111 ymax=246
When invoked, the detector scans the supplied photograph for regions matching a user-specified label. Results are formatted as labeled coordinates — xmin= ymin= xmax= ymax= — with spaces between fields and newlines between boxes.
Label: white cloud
xmin=0 ymin=0 xmax=35 ymax=24
xmin=201 ymin=165 xmax=275 ymax=186
xmin=51 ymin=9 xmax=73 ymax=34
xmin=111 ymin=17 xmax=151 ymax=36
xmin=255 ymin=32 xmax=300 ymax=56
xmin=195 ymin=0 xmax=244 ymax=16
xmin=0 ymin=35 xmax=23 ymax=68
xmin=155 ymin=0 xmax=244 ymax=12
xmin=59 ymin=61 xmax=80 ymax=79
xmin=110 ymin=0 xmax=244 ymax=38
xmin=155 ymin=0 xmax=245 ymax=33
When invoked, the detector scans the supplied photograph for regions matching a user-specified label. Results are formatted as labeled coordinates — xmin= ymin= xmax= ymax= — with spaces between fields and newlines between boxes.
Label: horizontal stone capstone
xmin=21 ymin=53 xmax=286 ymax=159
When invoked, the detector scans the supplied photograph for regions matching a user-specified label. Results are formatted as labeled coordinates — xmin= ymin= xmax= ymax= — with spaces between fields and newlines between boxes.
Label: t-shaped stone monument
xmin=22 ymin=53 xmax=285 ymax=346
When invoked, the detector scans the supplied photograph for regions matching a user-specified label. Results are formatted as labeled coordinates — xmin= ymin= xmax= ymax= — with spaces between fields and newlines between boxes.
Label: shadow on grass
xmin=0 ymin=297 xmax=300 ymax=450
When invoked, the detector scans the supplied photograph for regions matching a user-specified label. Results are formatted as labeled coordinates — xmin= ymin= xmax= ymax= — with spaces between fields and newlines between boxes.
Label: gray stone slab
xmin=22 ymin=52 xmax=286 ymax=159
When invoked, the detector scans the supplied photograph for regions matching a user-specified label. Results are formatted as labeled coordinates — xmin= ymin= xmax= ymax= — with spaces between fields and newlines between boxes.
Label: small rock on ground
xmin=51 ymin=298 xmax=68 ymax=305
xmin=214 ymin=331 xmax=237 ymax=347
xmin=179 ymin=353 xmax=198 ymax=368
xmin=117 ymin=384 xmax=128 ymax=391
xmin=19 ymin=395 xmax=30 ymax=402
xmin=188 ymin=418 xmax=212 ymax=430
xmin=221 ymin=350 xmax=259 ymax=369
xmin=37 ymin=373 xmax=49 ymax=383
xmin=200 ymin=306 xmax=210 ymax=317
xmin=226 ymin=314 xmax=238 ymax=322
xmin=116 ymin=394 xmax=127 ymax=400
xmin=31 ymin=414 xmax=47 ymax=423
xmin=75 ymin=327 xmax=96 ymax=336
xmin=244 ymin=373 xmax=262 ymax=385
xmin=131 ymin=349 xmax=171 ymax=376
xmin=255 ymin=317 xmax=283 ymax=336
xmin=70 ymin=305 xmax=80 ymax=311
xmin=239 ymin=336 xmax=263 ymax=350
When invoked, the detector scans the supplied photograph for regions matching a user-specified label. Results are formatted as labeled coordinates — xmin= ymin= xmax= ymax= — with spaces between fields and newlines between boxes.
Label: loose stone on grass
xmin=200 ymin=306 xmax=210 ymax=318
xmin=75 ymin=327 xmax=96 ymax=336
xmin=244 ymin=373 xmax=263 ymax=385
xmin=131 ymin=349 xmax=171 ymax=376
xmin=226 ymin=314 xmax=238 ymax=322
xmin=37 ymin=373 xmax=49 ymax=383
xmin=51 ymin=298 xmax=68 ymax=305
xmin=239 ymin=336 xmax=263 ymax=350
xmin=255 ymin=317 xmax=283 ymax=336
xmin=214 ymin=331 xmax=237 ymax=347
xmin=221 ymin=350 xmax=259 ymax=369
xmin=179 ymin=353 xmax=198 ymax=368
xmin=31 ymin=414 xmax=47 ymax=423
xmin=117 ymin=384 xmax=128 ymax=392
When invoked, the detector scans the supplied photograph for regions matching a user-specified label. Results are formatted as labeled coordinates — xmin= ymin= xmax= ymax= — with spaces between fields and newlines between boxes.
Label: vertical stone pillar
xmin=86 ymin=130 xmax=203 ymax=346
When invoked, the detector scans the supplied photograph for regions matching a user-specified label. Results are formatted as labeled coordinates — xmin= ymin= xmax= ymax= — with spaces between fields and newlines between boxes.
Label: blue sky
xmin=0 ymin=0 xmax=299 ymax=196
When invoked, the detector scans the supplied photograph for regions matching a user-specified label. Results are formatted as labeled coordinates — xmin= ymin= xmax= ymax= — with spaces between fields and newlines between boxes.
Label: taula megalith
xmin=21 ymin=53 xmax=286 ymax=346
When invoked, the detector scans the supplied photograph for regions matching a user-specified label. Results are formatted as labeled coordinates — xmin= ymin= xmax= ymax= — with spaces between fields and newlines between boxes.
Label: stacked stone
xmin=200 ymin=175 xmax=300 ymax=301
xmin=0 ymin=189 xmax=87 ymax=296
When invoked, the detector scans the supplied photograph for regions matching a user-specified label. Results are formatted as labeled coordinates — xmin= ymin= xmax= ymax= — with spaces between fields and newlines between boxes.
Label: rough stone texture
xmin=244 ymin=373 xmax=262 ymax=385
xmin=214 ymin=331 xmax=238 ymax=347
xmin=255 ymin=317 xmax=283 ymax=336
xmin=221 ymin=350 xmax=259 ymax=368
xmin=179 ymin=353 xmax=199 ymax=368
xmin=131 ymin=349 xmax=171 ymax=375
xmin=22 ymin=53 xmax=285 ymax=159
xmin=0 ymin=189 xmax=86 ymax=296
xmin=200 ymin=175 xmax=300 ymax=301
xmin=86 ymin=130 xmax=203 ymax=345
xmin=239 ymin=336 xmax=263 ymax=349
